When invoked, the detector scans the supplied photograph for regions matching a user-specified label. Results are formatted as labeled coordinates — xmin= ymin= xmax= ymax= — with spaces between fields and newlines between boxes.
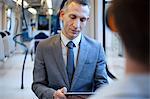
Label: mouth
xmin=71 ymin=29 xmax=80 ymax=33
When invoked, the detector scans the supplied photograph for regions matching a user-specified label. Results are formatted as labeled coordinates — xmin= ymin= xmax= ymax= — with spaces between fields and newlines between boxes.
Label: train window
xmin=6 ymin=8 xmax=12 ymax=31
xmin=38 ymin=15 xmax=49 ymax=30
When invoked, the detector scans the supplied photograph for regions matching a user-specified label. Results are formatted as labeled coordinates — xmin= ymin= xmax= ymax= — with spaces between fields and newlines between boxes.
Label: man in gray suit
xmin=32 ymin=0 xmax=108 ymax=99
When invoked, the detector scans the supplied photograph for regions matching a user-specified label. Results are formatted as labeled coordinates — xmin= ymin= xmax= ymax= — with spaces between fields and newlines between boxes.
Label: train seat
xmin=0 ymin=34 xmax=5 ymax=61
xmin=4 ymin=31 xmax=15 ymax=53
xmin=0 ymin=32 xmax=11 ymax=57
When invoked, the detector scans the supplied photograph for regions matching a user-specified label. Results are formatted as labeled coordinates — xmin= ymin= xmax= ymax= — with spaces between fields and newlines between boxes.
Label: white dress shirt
xmin=60 ymin=32 xmax=81 ymax=67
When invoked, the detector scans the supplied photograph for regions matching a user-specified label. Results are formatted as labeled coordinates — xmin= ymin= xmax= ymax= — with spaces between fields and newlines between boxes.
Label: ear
xmin=59 ymin=10 xmax=65 ymax=21
xmin=108 ymin=14 xmax=118 ymax=32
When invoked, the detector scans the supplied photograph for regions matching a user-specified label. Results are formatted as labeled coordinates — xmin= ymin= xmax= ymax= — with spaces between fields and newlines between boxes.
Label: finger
xmin=61 ymin=87 xmax=67 ymax=93
xmin=53 ymin=90 xmax=63 ymax=99
xmin=57 ymin=89 xmax=66 ymax=97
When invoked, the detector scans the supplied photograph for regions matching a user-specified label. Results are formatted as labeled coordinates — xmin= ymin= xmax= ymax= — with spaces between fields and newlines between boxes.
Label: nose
xmin=73 ymin=19 xmax=80 ymax=29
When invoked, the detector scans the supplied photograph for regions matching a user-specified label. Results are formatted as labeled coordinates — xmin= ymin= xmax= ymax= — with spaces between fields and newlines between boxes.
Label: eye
xmin=69 ymin=15 xmax=76 ymax=19
xmin=80 ymin=18 xmax=86 ymax=22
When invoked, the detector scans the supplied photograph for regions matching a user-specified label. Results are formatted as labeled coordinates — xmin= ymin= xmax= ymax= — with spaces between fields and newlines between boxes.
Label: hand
xmin=53 ymin=87 xmax=67 ymax=99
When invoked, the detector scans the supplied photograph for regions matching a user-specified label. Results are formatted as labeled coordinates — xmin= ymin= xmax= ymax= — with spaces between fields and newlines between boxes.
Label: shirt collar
xmin=60 ymin=31 xmax=81 ymax=47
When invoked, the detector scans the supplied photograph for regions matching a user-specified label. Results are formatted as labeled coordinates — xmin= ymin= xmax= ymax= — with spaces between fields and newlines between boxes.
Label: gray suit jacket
xmin=32 ymin=34 xmax=108 ymax=99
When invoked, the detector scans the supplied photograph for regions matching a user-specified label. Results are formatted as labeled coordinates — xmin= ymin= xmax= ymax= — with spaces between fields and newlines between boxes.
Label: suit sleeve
xmin=32 ymin=42 xmax=55 ymax=99
xmin=94 ymin=43 xmax=108 ymax=90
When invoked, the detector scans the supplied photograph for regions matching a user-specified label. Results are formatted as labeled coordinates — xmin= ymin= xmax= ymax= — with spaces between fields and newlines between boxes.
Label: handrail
xmin=106 ymin=65 xmax=117 ymax=79
xmin=13 ymin=33 xmax=28 ymax=89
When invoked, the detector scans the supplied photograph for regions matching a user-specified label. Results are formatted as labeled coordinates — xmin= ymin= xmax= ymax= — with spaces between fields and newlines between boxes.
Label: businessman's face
xmin=60 ymin=2 xmax=90 ymax=40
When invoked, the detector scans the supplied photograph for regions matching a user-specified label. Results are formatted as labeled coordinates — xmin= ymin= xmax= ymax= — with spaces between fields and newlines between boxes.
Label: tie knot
xmin=67 ymin=41 xmax=75 ymax=49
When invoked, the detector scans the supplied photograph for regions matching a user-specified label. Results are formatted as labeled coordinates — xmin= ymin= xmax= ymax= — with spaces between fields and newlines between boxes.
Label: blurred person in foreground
xmin=32 ymin=0 xmax=108 ymax=99
xmin=89 ymin=0 xmax=149 ymax=99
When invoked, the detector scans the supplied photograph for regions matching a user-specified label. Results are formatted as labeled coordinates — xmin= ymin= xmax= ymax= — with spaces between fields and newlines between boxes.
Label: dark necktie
xmin=66 ymin=41 xmax=75 ymax=85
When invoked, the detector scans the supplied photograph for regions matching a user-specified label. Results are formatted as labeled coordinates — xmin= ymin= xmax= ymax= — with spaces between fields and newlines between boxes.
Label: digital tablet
xmin=65 ymin=92 xmax=94 ymax=99
xmin=65 ymin=92 xmax=94 ymax=95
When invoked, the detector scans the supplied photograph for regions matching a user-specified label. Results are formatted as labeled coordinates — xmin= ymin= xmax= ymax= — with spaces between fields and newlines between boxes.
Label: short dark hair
xmin=109 ymin=0 xmax=149 ymax=65
xmin=63 ymin=0 xmax=90 ymax=9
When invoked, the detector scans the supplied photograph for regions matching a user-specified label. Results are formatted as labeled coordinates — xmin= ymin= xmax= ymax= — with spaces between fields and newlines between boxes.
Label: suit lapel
xmin=52 ymin=35 xmax=70 ymax=88
xmin=71 ymin=35 xmax=89 ymax=89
